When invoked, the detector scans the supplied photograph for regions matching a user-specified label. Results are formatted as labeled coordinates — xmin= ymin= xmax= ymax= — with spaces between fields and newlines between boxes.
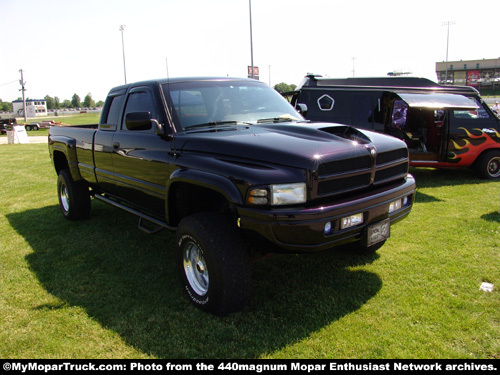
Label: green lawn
xmin=1 ymin=113 xmax=101 ymax=137
xmin=0 ymin=143 xmax=498 ymax=359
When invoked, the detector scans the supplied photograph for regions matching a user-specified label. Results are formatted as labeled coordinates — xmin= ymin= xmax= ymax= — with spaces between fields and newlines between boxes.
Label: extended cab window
xmin=103 ymin=94 xmax=125 ymax=126
xmin=121 ymin=90 xmax=158 ymax=131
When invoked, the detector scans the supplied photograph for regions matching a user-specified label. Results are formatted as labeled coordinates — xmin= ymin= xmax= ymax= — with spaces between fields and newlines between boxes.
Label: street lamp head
xmin=119 ymin=25 xmax=126 ymax=31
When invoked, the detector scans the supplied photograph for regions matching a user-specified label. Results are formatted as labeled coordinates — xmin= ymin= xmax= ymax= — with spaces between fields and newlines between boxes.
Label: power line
xmin=0 ymin=80 xmax=17 ymax=87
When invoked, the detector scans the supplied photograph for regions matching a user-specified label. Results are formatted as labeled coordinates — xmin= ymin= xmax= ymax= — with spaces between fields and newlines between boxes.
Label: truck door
xmin=111 ymin=86 xmax=173 ymax=217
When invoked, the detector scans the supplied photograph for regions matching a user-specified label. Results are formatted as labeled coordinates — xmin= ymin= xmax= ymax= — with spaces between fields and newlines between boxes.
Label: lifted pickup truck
xmin=49 ymin=77 xmax=415 ymax=315
xmin=289 ymin=75 xmax=500 ymax=178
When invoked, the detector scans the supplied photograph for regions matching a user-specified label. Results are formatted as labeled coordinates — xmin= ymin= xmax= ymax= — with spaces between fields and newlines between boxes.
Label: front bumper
xmin=238 ymin=175 xmax=416 ymax=253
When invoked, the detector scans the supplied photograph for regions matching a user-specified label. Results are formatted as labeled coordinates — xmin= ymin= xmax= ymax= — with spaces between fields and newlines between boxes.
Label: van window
xmin=452 ymin=98 xmax=490 ymax=120
xmin=391 ymin=100 xmax=408 ymax=130
xmin=318 ymin=94 xmax=334 ymax=111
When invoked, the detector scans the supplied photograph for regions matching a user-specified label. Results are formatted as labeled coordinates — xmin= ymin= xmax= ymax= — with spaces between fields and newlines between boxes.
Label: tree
xmin=71 ymin=93 xmax=81 ymax=108
xmin=83 ymin=93 xmax=95 ymax=108
xmin=44 ymin=95 xmax=55 ymax=110
xmin=273 ymin=82 xmax=297 ymax=93
xmin=54 ymin=97 xmax=60 ymax=109
xmin=0 ymin=99 xmax=13 ymax=112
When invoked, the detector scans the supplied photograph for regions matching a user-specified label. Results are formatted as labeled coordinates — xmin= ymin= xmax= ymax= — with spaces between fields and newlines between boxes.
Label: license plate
xmin=366 ymin=218 xmax=390 ymax=247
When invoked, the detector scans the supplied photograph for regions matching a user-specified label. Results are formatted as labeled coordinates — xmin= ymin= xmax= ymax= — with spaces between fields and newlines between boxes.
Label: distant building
xmin=12 ymin=99 xmax=48 ymax=117
xmin=436 ymin=58 xmax=500 ymax=91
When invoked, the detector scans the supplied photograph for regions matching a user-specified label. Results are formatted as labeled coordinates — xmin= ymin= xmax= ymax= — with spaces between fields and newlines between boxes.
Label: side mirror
xmin=125 ymin=112 xmax=153 ymax=131
xmin=296 ymin=103 xmax=308 ymax=117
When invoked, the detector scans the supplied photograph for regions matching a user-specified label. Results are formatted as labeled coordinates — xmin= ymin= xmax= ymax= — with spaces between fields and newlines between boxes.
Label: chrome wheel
xmin=183 ymin=240 xmax=209 ymax=296
xmin=59 ymin=183 xmax=70 ymax=212
xmin=487 ymin=156 xmax=500 ymax=178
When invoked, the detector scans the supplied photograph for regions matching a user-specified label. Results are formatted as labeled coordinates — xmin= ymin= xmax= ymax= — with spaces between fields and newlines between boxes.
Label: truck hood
xmin=175 ymin=122 xmax=406 ymax=170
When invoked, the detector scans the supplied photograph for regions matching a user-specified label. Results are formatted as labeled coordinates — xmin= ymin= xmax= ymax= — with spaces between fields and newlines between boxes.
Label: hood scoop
xmin=319 ymin=125 xmax=371 ymax=145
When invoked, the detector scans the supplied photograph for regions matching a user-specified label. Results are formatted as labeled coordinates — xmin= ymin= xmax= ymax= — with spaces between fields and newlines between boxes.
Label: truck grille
xmin=316 ymin=148 xmax=408 ymax=197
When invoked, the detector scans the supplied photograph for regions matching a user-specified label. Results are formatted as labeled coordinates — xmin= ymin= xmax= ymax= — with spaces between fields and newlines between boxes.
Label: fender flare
xmin=49 ymin=135 xmax=83 ymax=181
xmin=165 ymin=168 xmax=244 ymax=224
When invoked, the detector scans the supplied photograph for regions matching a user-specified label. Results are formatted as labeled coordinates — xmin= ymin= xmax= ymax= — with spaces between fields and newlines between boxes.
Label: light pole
xmin=249 ymin=0 xmax=254 ymax=79
xmin=119 ymin=25 xmax=127 ymax=84
xmin=442 ymin=21 xmax=455 ymax=84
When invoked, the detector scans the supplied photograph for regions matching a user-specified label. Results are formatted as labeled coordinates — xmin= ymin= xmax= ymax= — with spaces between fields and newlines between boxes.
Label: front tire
xmin=57 ymin=169 xmax=91 ymax=220
xmin=175 ymin=212 xmax=251 ymax=316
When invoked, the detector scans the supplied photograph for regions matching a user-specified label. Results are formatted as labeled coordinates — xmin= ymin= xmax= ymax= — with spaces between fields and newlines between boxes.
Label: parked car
xmin=0 ymin=117 xmax=17 ymax=134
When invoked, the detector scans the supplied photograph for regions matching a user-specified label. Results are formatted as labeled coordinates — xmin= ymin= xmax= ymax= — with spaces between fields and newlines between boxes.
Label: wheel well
xmin=169 ymin=182 xmax=232 ymax=227
xmin=52 ymin=151 xmax=69 ymax=175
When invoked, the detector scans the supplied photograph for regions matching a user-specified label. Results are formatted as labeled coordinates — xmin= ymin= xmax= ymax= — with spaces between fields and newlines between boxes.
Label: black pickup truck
xmin=49 ymin=77 xmax=415 ymax=315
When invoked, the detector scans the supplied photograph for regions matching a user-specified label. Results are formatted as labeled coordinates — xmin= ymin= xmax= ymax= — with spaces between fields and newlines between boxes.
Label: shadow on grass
xmin=481 ymin=211 xmax=500 ymax=223
xmin=8 ymin=203 xmax=381 ymax=359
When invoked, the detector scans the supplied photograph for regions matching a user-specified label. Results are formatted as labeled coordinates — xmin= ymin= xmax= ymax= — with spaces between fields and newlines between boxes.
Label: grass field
xmin=0 ymin=113 xmax=101 ymax=138
xmin=0 ymin=143 xmax=499 ymax=359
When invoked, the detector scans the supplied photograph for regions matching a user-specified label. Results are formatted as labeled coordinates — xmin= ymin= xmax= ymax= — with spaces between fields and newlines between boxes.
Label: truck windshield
xmin=162 ymin=80 xmax=303 ymax=130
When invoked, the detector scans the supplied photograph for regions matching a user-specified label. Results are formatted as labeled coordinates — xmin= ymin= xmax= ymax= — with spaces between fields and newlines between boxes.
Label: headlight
xmin=248 ymin=183 xmax=306 ymax=206
xmin=271 ymin=183 xmax=306 ymax=205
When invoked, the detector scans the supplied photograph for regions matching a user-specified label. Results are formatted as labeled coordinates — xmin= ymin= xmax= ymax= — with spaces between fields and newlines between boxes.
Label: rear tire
xmin=57 ymin=169 xmax=91 ymax=220
xmin=476 ymin=150 xmax=500 ymax=179
xmin=175 ymin=212 xmax=251 ymax=316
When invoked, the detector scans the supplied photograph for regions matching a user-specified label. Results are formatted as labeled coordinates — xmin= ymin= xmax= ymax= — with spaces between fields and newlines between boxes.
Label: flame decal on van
xmin=449 ymin=128 xmax=500 ymax=164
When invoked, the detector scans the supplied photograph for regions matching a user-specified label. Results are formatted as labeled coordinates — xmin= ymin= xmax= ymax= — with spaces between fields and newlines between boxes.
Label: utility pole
xmin=19 ymin=69 xmax=27 ymax=123
xmin=249 ymin=0 xmax=254 ymax=79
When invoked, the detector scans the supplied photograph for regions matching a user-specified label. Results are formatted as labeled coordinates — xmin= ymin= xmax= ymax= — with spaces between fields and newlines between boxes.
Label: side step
xmin=138 ymin=217 xmax=163 ymax=234
xmin=94 ymin=194 xmax=176 ymax=233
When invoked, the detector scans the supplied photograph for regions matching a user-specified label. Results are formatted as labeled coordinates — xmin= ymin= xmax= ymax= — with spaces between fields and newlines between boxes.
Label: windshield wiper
xmin=184 ymin=121 xmax=239 ymax=130
xmin=256 ymin=116 xmax=298 ymax=124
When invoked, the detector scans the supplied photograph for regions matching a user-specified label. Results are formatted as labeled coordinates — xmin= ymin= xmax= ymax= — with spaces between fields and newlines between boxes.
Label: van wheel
xmin=175 ymin=212 xmax=251 ymax=316
xmin=57 ymin=169 xmax=91 ymax=220
xmin=476 ymin=151 xmax=500 ymax=179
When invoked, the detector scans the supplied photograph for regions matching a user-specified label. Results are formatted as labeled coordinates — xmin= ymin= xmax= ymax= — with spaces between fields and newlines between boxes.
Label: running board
xmin=94 ymin=194 xmax=176 ymax=233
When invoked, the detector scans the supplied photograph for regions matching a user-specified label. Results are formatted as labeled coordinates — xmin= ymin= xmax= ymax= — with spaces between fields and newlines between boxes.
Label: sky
xmin=0 ymin=0 xmax=499 ymax=103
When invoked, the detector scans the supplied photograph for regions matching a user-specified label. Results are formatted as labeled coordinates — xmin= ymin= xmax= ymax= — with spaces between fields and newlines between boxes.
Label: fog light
xmin=340 ymin=213 xmax=364 ymax=229
xmin=389 ymin=199 xmax=402 ymax=213
xmin=324 ymin=221 xmax=332 ymax=235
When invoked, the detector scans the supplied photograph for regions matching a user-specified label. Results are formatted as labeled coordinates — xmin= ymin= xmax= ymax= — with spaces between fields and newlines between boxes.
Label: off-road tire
xmin=175 ymin=212 xmax=251 ymax=316
xmin=57 ymin=169 xmax=91 ymax=220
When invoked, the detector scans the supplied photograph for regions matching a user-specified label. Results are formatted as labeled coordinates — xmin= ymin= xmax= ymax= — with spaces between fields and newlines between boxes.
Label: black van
xmin=289 ymin=75 xmax=500 ymax=178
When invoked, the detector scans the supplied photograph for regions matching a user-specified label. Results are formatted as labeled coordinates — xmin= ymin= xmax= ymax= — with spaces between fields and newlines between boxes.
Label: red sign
xmin=247 ymin=66 xmax=259 ymax=79
xmin=466 ymin=70 xmax=480 ymax=87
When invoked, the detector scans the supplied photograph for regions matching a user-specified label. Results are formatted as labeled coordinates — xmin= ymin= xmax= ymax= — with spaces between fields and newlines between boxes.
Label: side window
xmin=122 ymin=90 xmax=158 ymax=131
xmin=318 ymin=94 xmax=334 ymax=111
xmin=453 ymin=97 xmax=490 ymax=121
xmin=390 ymin=100 xmax=408 ymax=130
xmin=102 ymin=95 xmax=125 ymax=126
